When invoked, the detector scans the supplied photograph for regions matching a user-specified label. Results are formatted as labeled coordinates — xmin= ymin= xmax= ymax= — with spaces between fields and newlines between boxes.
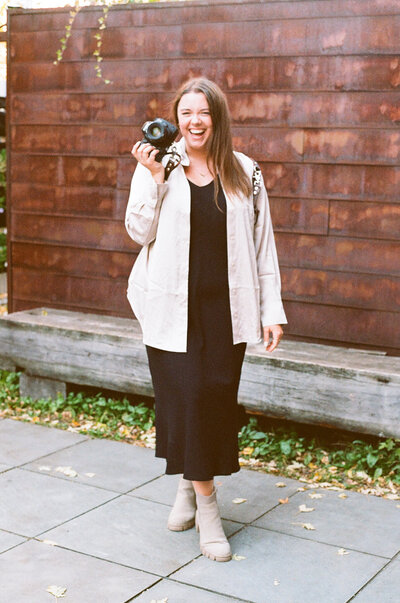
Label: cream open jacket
xmin=125 ymin=138 xmax=287 ymax=352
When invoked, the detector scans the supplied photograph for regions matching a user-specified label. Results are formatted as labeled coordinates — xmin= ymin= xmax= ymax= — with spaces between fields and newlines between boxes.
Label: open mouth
xmin=189 ymin=129 xmax=206 ymax=136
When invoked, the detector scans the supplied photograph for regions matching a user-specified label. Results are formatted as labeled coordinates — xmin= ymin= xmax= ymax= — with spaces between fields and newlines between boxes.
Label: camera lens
xmin=150 ymin=125 xmax=162 ymax=137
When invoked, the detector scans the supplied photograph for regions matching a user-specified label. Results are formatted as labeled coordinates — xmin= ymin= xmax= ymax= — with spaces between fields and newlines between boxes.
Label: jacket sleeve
xmin=254 ymin=172 xmax=288 ymax=327
xmin=125 ymin=162 xmax=169 ymax=247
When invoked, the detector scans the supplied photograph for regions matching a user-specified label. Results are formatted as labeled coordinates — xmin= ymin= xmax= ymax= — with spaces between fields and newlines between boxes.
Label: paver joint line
xmin=34 ymin=491 xmax=124 ymax=540
xmin=346 ymin=553 xmax=399 ymax=602
xmin=251 ymin=524 xmax=393 ymax=560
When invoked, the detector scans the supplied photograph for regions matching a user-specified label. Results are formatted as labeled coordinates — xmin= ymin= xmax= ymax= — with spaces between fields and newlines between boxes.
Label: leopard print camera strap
xmin=252 ymin=160 xmax=262 ymax=226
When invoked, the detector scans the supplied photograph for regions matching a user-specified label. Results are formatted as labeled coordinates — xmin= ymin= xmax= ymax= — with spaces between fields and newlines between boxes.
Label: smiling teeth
xmin=190 ymin=130 xmax=204 ymax=134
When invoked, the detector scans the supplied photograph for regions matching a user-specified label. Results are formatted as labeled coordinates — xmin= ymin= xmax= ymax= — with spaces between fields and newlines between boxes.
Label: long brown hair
xmin=171 ymin=78 xmax=252 ymax=202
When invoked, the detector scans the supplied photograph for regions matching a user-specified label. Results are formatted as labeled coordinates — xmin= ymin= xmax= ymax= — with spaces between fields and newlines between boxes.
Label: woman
xmin=125 ymin=78 xmax=287 ymax=562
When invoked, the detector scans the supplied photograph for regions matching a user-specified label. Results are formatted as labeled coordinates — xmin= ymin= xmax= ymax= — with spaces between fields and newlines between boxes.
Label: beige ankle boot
xmin=167 ymin=476 xmax=196 ymax=531
xmin=195 ymin=486 xmax=232 ymax=562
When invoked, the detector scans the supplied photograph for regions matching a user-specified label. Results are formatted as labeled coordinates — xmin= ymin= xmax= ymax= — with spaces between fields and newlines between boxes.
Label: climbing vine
xmin=54 ymin=0 xmax=186 ymax=85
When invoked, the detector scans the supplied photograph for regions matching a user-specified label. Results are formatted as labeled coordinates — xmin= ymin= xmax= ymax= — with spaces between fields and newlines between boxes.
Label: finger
xmin=267 ymin=331 xmax=282 ymax=352
xmin=131 ymin=141 xmax=143 ymax=155
xmin=266 ymin=337 xmax=279 ymax=352
xmin=264 ymin=328 xmax=272 ymax=349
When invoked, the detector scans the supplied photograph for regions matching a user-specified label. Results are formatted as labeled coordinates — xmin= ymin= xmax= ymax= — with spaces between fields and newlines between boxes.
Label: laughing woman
xmin=125 ymin=78 xmax=287 ymax=562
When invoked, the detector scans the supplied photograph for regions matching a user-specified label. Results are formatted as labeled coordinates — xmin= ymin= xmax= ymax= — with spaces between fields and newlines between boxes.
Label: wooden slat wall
xmin=7 ymin=0 xmax=400 ymax=353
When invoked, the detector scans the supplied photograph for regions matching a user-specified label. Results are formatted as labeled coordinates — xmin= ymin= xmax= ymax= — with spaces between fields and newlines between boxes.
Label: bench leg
xmin=19 ymin=374 xmax=67 ymax=401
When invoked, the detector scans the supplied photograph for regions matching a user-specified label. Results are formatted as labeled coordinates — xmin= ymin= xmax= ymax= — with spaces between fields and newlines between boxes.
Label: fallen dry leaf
xmin=41 ymin=310 xmax=48 ymax=316
xmin=84 ymin=473 xmax=96 ymax=478
xmin=275 ymin=482 xmax=287 ymax=488
xmin=337 ymin=548 xmax=350 ymax=555
xmin=292 ymin=522 xmax=316 ymax=530
xmin=308 ymin=492 xmax=323 ymax=499
xmin=279 ymin=497 xmax=289 ymax=504
xmin=273 ymin=579 xmax=280 ymax=586
xmin=150 ymin=599 xmax=168 ymax=603
xmin=338 ymin=493 xmax=348 ymax=499
xmin=298 ymin=504 xmax=315 ymax=513
xmin=38 ymin=466 xmax=51 ymax=472
xmin=40 ymin=539 xmax=58 ymax=546
xmin=297 ymin=487 xmax=306 ymax=492
xmin=55 ymin=466 xmax=78 ymax=478
xmin=46 ymin=585 xmax=67 ymax=598
xmin=232 ymin=553 xmax=246 ymax=561
xmin=232 ymin=498 xmax=247 ymax=504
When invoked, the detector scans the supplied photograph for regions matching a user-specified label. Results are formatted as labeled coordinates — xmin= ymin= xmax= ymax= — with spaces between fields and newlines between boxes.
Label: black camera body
xmin=140 ymin=118 xmax=179 ymax=162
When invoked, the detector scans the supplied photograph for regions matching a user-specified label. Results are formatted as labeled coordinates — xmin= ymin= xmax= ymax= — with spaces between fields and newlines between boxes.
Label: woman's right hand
xmin=131 ymin=141 xmax=165 ymax=184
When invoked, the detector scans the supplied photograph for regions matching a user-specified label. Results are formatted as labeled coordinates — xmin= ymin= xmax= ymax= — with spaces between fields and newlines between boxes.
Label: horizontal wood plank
xmin=10 ymin=56 xmax=400 ymax=94
xmin=281 ymin=267 xmax=400 ymax=312
xmin=10 ymin=16 xmax=400 ymax=62
xmin=10 ymin=214 xmax=137 ymax=252
xmin=12 ymin=267 xmax=132 ymax=314
xmin=284 ymin=300 xmax=399 ymax=349
xmin=329 ymin=201 xmax=400 ymax=240
xmin=276 ymin=233 xmax=400 ymax=276
xmin=270 ymin=198 xmax=329 ymax=235
xmin=11 ymin=242 xmax=134 ymax=279
xmin=10 ymin=155 xmax=400 ymax=202
xmin=11 ymin=183 xmax=128 ymax=219
xmin=11 ymin=154 xmax=119 ymax=187
xmin=10 ymin=1 xmax=400 ymax=33
xmin=10 ymin=91 xmax=400 ymax=129
xmin=10 ymin=124 xmax=400 ymax=165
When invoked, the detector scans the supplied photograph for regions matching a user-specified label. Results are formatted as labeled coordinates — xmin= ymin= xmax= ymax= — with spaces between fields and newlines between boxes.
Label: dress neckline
xmin=187 ymin=177 xmax=214 ymax=188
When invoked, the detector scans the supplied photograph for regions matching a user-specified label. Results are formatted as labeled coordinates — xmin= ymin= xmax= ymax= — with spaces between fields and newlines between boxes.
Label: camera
xmin=140 ymin=118 xmax=179 ymax=162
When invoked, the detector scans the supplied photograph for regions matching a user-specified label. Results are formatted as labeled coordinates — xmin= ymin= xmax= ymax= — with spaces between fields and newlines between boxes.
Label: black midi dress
xmin=145 ymin=177 xmax=247 ymax=481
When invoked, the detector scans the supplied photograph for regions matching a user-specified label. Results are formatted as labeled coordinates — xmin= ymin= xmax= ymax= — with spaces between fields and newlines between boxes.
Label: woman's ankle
xmin=192 ymin=479 xmax=214 ymax=496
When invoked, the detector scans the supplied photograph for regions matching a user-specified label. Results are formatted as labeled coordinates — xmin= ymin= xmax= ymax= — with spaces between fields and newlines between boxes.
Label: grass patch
xmin=1 ymin=370 xmax=399 ymax=498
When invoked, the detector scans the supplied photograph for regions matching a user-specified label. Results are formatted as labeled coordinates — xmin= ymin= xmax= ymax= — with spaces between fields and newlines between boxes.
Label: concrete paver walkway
xmin=0 ymin=417 xmax=398 ymax=602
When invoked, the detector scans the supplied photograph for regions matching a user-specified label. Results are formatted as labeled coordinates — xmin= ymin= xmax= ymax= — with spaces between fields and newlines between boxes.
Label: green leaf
xmin=366 ymin=452 xmax=378 ymax=468
xmin=280 ymin=441 xmax=291 ymax=456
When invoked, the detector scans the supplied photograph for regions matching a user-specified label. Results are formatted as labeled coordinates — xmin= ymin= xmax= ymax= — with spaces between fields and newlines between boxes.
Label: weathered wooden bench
xmin=0 ymin=307 xmax=399 ymax=438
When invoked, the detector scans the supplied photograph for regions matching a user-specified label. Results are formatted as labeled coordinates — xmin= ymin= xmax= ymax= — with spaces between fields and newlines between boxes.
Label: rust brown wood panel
xmin=10 ymin=56 xmax=400 ymax=94
xmin=9 ymin=91 xmax=400 ymax=128
xmin=7 ymin=0 xmax=400 ymax=353
xmin=12 ymin=267 xmax=131 ymax=314
xmin=11 ymin=242 xmax=135 ymax=280
xmin=281 ymin=268 xmax=400 ymax=313
xmin=10 ymin=16 xmax=400 ymax=62
xmin=10 ymin=213 xmax=136 ymax=252
xmin=276 ymin=233 xmax=400 ymax=277
xmin=11 ymin=184 xmax=127 ymax=219
xmin=10 ymin=1 xmax=400 ymax=33
xmin=284 ymin=301 xmax=399 ymax=351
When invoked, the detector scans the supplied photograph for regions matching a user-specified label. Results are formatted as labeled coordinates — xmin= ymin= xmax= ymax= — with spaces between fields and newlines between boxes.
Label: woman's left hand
xmin=263 ymin=324 xmax=283 ymax=352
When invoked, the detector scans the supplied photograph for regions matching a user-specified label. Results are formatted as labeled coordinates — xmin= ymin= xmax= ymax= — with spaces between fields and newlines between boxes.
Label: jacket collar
xmin=174 ymin=137 xmax=190 ymax=167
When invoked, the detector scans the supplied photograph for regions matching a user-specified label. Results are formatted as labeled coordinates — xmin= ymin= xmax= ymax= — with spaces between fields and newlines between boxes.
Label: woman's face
xmin=177 ymin=91 xmax=213 ymax=154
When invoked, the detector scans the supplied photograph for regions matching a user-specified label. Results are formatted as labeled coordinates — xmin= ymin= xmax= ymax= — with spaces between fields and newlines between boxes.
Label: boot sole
xmin=200 ymin=545 xmax=232 ymax=562
xmin=167 ymin=518 xmax=195 ymax=531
